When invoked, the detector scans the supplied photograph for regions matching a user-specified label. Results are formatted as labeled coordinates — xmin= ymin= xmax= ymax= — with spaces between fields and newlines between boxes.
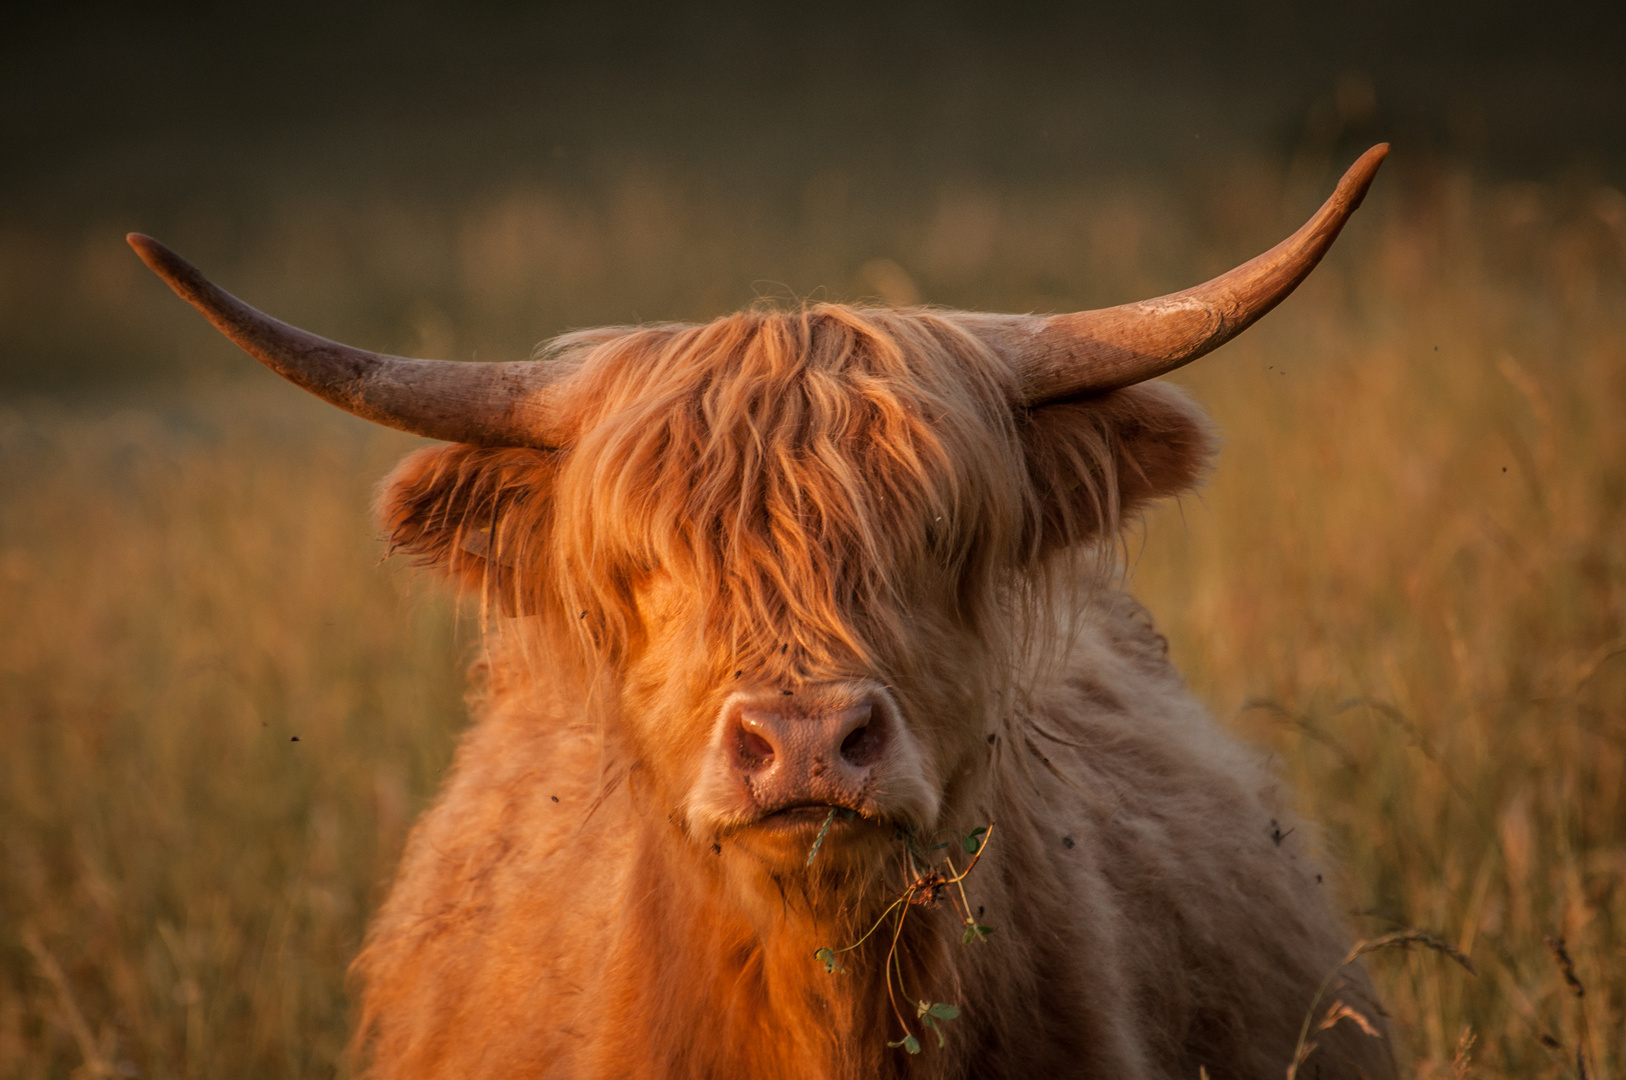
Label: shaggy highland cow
xmin=130 ymin=145 xmax=1394 ymax=1079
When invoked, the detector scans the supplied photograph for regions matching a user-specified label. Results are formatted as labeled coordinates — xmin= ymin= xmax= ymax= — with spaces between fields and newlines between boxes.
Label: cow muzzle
xmin=687 ymin=681 xmax=940 ymax=854
xmin=734 ymin=700 xmax=883 ymax=816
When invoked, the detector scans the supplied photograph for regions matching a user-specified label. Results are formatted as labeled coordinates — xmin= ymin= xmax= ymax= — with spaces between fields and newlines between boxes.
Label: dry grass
xmin=0 ymin=400 xmax=457 ymax=1078
xmin=2 ymin=159 xmax=1623 ymax=1077
xmin=1134 ymin=166 xmax=1625 ymax=1078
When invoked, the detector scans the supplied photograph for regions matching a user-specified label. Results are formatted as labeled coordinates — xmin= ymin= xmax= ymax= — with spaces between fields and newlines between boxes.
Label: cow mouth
xmin=749 ymin=802 xmax=870 ymax=833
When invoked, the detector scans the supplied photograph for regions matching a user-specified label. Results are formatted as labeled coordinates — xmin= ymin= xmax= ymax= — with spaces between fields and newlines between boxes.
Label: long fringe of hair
xmin=379 ymin=303 xmax=1213 ymax=714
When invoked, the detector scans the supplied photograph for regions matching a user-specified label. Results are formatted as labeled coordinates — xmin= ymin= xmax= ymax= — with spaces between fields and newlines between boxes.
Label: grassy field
xmin=1 ymin=160 xmax=1622 ymax=1077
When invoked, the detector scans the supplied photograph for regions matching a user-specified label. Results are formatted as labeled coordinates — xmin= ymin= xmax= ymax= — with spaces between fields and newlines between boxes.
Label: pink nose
xmin=728 ymin=699 xmax=889 ymax=810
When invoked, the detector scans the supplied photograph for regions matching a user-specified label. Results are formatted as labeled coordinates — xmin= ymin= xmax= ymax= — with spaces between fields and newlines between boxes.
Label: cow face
xmin=380 ymin=307 xmax=1213 ymax=876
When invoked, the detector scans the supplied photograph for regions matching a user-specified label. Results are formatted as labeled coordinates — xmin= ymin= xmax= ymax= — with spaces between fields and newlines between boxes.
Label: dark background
xmin=3 ymin=0 xmax=1623 ymax=392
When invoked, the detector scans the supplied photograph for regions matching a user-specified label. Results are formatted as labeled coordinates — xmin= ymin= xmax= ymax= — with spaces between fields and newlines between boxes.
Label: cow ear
xmin=1020 ymin=381 xmax=1216 ymax=550
xmin=377 ymin=444 xmax=556 ymax=606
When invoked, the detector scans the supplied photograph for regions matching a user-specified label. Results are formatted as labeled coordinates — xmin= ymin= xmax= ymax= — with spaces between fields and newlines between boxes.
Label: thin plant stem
xmin=805 ymin=807 xmax=838 ymax=866
xmin=949 ymin=859 xmax=975 ymax=923
xmin=833 ymin=894 xmax=912 ymax=955
xmin=885 ymin=902 xmax=913 ymax=1038
xmin=1286 ymin=930 xmax=1476 ymax=1080
xmin=942 ymin=822 xmax=994 ymax=884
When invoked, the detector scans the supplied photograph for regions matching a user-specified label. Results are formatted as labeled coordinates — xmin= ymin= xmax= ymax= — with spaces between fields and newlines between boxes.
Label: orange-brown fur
xmin=354 ymin=306 xmax=1393 ymax=1078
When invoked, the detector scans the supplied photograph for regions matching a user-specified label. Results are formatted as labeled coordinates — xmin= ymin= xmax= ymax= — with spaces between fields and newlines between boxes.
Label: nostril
xmin=735 ymin=728 xmax=775 ymax=769
xmin=839 ymin=721 xmax=885 ymax=767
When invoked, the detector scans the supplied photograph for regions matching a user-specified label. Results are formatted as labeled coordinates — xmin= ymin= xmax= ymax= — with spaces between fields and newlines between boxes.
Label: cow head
xmin=370 ymin=310 xmax=1217 ymax=875
xmin=128 ymin=145 xmax=1386 ymax=881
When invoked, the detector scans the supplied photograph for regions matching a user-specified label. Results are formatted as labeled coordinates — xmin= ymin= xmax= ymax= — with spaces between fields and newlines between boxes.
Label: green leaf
xmin=961 ymin=923 xmax=995 ymax=944
xmin=929 ymin=840 xmax=950 ymax=851
xmin=913 ymin=1001 xmax=960 ymax=1048
xmin=812 ymin=947 xmax=845 ymax=974
xmin=887 ymin=1035 xmax=921 ymax=1054
xmin=962 ymin=826 xmax=987 ymax=853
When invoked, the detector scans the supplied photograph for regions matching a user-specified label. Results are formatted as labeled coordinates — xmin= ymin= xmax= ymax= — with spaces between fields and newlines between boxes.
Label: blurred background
xmin=2 ymin=2 xmax=1623 ymax=1076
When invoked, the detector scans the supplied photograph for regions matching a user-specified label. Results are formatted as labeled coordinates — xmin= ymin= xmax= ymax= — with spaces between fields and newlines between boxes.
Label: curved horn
xmin=126 ymin=234 xmax=570 ymax=447
xmin=968 ymin=144 xmax=1388 ymax=404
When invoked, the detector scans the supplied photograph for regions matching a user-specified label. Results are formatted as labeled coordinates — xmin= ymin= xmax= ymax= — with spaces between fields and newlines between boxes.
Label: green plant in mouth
xmin=805 ymin=806 xmax=858 ymax=866
xmin=810 ymin=821 xmax=996 ymax=1054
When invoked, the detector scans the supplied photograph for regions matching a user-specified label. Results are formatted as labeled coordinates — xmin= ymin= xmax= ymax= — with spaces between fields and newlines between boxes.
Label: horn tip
xmin=1334 ymin=143 xmax=1391 ymax=212
xmin=126 ymin=232 xmax=161 ymax=259
xmin=1357 ymin=142 xmax=1391 ymax=176
xmin=127 ymin=232 xmax=174 ymax=273
xmin=126 ymin=233 xmax=204 ymax=298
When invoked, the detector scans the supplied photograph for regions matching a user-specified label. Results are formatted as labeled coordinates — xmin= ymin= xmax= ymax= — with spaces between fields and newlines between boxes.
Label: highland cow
xmin=130 ymin=144 xmax=1395 ymax=1079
